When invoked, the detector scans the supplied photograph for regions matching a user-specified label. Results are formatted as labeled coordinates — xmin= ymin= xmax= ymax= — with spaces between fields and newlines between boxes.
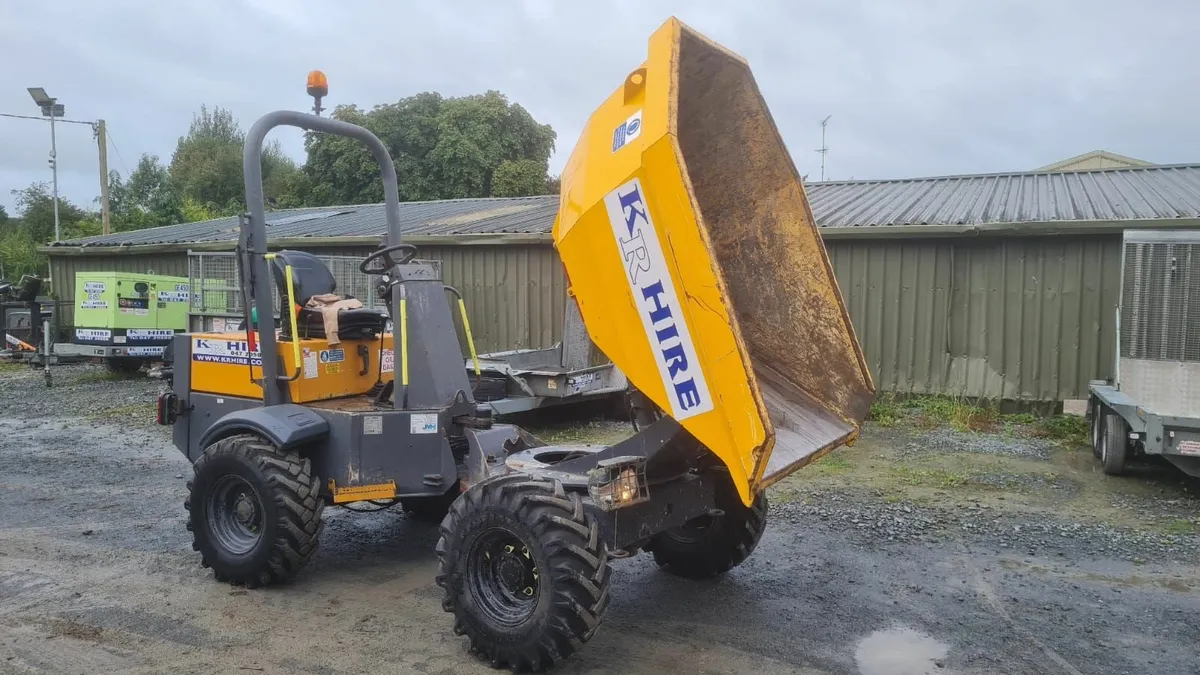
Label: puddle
xmin=855 ymin=626 xmax=949 ymax=675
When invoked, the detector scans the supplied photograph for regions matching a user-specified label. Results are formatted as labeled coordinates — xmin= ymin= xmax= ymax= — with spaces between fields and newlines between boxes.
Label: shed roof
xmin=46 ymin=163 xmax=1200 ymax=252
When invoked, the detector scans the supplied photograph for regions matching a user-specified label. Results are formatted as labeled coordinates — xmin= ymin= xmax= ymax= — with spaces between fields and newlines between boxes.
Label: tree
xmin=170 ymin=105 xmax=304 ymax=214
xmin=108 ymin=154 xmax=186 ymax=231
xmin=303 ymin=91 xmax=555 ymax=205
xmin=10 ymin=183 xmax=92 ymax=243
xmin=491 ymin=159 xmax=551 ymax=197
xmin=0 ymin=204 xmax=8 ymax=224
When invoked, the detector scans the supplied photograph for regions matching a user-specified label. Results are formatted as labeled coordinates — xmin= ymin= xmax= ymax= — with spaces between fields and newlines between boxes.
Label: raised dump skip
xmin=554 ymin=17 xmax=875 ymax=504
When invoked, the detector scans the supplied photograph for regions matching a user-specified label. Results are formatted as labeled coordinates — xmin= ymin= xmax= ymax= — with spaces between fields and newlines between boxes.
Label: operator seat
xmin=269 ymin=250 xmax=388 ymax=341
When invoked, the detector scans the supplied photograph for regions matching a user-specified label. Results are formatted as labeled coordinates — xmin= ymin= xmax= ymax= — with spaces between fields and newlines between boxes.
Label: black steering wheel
xmin=360 ymin=243 xmax=418 ymax=275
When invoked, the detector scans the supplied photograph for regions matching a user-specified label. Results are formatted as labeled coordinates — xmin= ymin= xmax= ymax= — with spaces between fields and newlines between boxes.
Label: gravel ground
xmin=1 ymin=363 xmax=1198 ymax=674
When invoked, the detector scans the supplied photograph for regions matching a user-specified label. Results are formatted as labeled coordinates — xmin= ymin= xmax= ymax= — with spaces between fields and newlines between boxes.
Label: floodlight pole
xmin=49 ymin=112 xmax=60 ymax=242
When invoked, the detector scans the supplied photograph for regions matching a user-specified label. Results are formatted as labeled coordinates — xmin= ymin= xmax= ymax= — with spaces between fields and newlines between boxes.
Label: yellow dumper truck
xmin=154 ymin=17 xmax=874 ymax=671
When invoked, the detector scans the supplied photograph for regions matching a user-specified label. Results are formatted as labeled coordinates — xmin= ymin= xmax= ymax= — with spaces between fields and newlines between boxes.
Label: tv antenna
xmin=816 ymin=115 xmax=831 ymax=181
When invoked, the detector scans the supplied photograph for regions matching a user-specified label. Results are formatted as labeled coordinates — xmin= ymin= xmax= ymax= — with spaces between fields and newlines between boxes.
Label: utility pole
xmin=96 ymin=119 xmax=111 ymax=234
xmin=816 ymin=115 xmax=831 ymax=182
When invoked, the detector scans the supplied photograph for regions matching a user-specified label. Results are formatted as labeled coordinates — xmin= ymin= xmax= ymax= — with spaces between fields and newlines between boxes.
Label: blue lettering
xmin=619 ymin=230 xmax=651 ymax=283
xmin=662 ymin=343 xmax=689 ymax=379
xmin=674 ymin=379 xmax=702 ymax=410
xmin=654 ymin=322 xmax=678 ymax=343
xmin=618 ymin=186 xmax=647 ymax=236
xmin=641 ymin=281 xmax=672 ymax=325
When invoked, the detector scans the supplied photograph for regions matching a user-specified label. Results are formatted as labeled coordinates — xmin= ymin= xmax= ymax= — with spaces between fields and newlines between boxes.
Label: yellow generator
xmin=156 ymin=16 xmax=874 ymax=672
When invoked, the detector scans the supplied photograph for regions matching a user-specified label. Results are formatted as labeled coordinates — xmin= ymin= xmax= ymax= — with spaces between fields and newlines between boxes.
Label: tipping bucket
xmin=554 ymin=17 xmax=875 ymax=505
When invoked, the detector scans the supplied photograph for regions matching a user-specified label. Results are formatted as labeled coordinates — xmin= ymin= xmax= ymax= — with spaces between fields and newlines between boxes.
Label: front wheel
xmin=646 ymin=479 xmax=768 ymax=580
xmin=185 ymin=434 xmax=324 ymax=587
xmin=436 ymin=474 xmax=611 ymax=672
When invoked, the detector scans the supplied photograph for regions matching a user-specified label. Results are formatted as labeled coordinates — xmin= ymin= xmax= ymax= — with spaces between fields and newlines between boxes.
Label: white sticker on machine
xmin=302 ymin=348 xmax=318 ymax=379
xmin=603 ymin=178 xmax=712 ymax=420
xmin=410 ymin=413 xmax=438 ymax=435
xmin=381 ymin=348 xmax=394 ymax=374
xmin=363 ymin=415 xmax=383 ymax=435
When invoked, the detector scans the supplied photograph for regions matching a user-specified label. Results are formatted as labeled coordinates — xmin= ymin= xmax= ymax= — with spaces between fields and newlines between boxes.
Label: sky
xmin=1 ymin=0 xmax=1197 ymax=215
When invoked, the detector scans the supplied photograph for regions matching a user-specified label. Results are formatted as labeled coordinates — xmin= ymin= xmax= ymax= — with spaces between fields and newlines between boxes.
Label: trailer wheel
xmin=1090 ymin=400 xmax=1103 ymax=459
xmin=436 ymin=474 xmax=611 ymax=672
xmin=647 ymin=479 xmax=768 ymax=580
xmin=1100 ymin=412 xmax=1130 ymax=476
xmin=185 ymin=433 xmax=324 ymax=587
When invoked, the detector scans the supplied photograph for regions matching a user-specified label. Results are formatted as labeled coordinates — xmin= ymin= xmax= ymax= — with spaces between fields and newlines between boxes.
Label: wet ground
xmin=0 ymin=363 xmax=1197 ymax=674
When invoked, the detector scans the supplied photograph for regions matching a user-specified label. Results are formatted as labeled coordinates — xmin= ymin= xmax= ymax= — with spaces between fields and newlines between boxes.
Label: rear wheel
xmin=436 ymin=474 xmax=611 ymax=672
xmin=186 ymin=434 xmax=324 ymax=587
xmin=647 ymin=477 xmax=768 ymax=580
xmin=1100 ymin=412 xmax=1130 ymax=476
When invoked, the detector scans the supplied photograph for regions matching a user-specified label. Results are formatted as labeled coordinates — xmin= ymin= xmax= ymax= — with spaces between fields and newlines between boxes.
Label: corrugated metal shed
xmin=51 ymin=195 xmax=559 ymax=248
xmin=45 ymin=164 xmax=1200 ymax=249
xmin=808 ymin=164 xmax=1200 ymax=228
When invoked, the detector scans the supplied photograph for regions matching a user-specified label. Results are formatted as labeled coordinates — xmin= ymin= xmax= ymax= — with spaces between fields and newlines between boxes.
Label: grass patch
xmin=1032 ymin=414 xmax=1090 ymax=447
xmin=0 ymin=361 xmax=28 ymax=374
xmin=809 ymin=453 xmax=853 ymax=475
xmin=868 ymin=395 xmax=901 ymax=428
xmin=906 ymin=396 xmax=999 ymax=432
xmin=85 ymin=401 xmax=155 ymax=420
xmin=522 ymin=418 xmax=632 ymax=446
xmin=890 ymin=465 xmax=968 ymax=488
xmin=1160 ymin=519 xmax=1199 ymax=536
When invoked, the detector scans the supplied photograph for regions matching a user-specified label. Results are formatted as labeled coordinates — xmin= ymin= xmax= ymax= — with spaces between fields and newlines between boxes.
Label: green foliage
xmin=491 ymin=159 xmax=552 ymax=197
xmin=9 ymin=183 xmax=91 ymax=243
xmin=1033 ymin=414 xmax=1090 ymax=446
xmin=0 ymin=228 xmax=44 ymax=280
xmin=170 ymin=105 xmax=304 ymax=214
xmin=108 ymin=154 xmax=186 ymax=231
xmin=0 ymin=205 xmax=7 ymax=224
xmin=304 ymin=91 xmax=556 ymax=205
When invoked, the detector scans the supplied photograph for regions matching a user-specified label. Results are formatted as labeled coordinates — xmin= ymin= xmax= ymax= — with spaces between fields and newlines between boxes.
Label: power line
xmin=104 ymin=127 xmax=130 ymax=175
xmin=0 ymin=111 xmax=96 ymax=126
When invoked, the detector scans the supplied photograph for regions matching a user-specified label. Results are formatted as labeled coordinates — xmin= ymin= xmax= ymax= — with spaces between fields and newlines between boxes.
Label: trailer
xmin=1088 ymin=229 xmax=1200 ymax=478
xmin=469 ymin=297 xmax=629 ymax=415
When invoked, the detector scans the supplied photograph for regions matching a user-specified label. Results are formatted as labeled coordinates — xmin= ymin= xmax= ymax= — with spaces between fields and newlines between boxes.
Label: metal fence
xmin=186 ymin=251 xmax=417 ymax=332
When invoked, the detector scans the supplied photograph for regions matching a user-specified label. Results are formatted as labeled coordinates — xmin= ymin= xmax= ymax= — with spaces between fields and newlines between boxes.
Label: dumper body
xmin=555 ymin=18 xmax=875 ymax=504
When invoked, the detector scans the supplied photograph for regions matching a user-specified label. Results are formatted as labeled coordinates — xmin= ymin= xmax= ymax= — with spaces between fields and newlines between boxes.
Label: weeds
xmin=1160 ymin=519 xmax=1198 ymax=536
xmin=868 ymin=395 xmax=901 ymax=428
xmin=1033 ymin=415 xmax=1090 ymax=447
xmin=0 ymin=361 xmax=28 ymax=375
xmin=890 ymin=465 xmax=968 ymax=488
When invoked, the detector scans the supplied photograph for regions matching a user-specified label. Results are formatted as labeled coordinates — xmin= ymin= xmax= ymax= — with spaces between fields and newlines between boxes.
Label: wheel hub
xmin=234 ymin=494 xmax=257 ymax=527
xmin=206 ymin=475 xmax=265 ymax=556
xmin=468 ymin=531 xmax=541 ymax=627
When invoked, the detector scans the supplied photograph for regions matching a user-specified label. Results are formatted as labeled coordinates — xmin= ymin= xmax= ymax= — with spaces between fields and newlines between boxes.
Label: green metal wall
xmin=826 ymin=235 xmax=1122 ymax=402
xmin=48 ymin=233 xmax=1122 ymax=402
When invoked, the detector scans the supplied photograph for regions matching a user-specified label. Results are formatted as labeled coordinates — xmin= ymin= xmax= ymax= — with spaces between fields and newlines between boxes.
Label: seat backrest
xmin=271 ymin=250 xmax=336 ymax=306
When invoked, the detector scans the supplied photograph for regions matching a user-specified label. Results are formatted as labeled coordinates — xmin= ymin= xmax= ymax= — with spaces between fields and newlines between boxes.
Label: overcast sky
xmin=1 ymin=0 xmax=1196 ymax=214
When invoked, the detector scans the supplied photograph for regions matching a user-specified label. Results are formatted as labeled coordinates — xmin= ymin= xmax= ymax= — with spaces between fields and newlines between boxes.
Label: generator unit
xmin=56 ymin=271 xmax=190 ymax=372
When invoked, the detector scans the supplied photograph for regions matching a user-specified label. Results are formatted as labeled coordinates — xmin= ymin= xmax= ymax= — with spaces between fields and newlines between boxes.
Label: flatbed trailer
xmin=1087 ymin=229 xmax=1200 ymax=478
